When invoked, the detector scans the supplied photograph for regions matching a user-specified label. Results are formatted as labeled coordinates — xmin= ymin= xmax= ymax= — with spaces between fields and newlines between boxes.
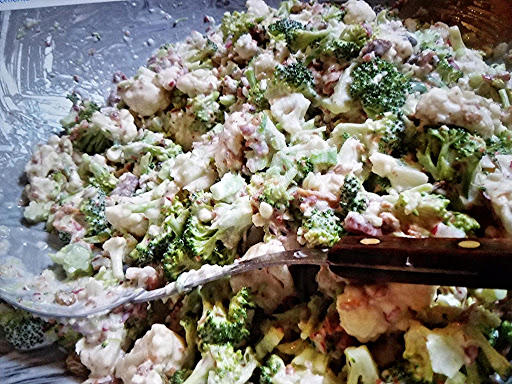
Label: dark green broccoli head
xmin=268 ymin=19 xmax=329 ymax=52
xmin=376 ymin=116 xmax=406 ymax=155
xmin=486 ymin=130 xmax=512 ymax=160
xmin=61 ymin=95 xmax=101 ymax=129
xmin=340 ymin=174 xmax=367 ymax=216
xmin=350 ymin=58 xmax=411 ymax=117
xmin=183 ymin=215 xmax=219 ymax=259
xmin=130 ymin=227 xmax=176 ymax=266
xmin=70 ymin=124 xmax=112 ymax=155
xmin=323 ymin=40 xmax=361 ymax=61
xmin=416 ymin=127 xmax=485 ymax=195
xmin=274 ymin=61 xmax=317 ymax=99
xmin=2 ymin=314 xmax=51 ymax=351
xmin=80 ymin=189 xmax=109 ymax=238
xmin=299 ymin=208 xmax=344 ymax=247
xmin=198 ymin=287 xmax=255 ymax=349
xmin=162 ymin=237 xmax=202 ymax=281
xmin=275 ymin=61 xmax=315 ymax=89
xmin=268 ymin=19 xmax=305 ymax=44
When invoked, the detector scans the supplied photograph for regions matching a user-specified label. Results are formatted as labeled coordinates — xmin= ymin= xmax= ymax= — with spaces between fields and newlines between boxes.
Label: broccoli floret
xmin=0 ymin=306 xmax=55 ymax=351
xmin=129 ymin=196 xmax=189 ymax=266
xmin=70 ymin=123 xmax=112 ymax=155
xmin=486 ymin=130 xmax=512 ymax=160
xmin=446 ymin=212 xmax=480 ymax=233
xmin=364 ymin=174 xmax=391 ymax=195
xmin=187 ymin=92 xmax=221 ymax=131
xmin=130 ymin=226 xmax=176 ymax=267
xmin=183 ymin=216 xmax=229 ymax=263
xmin=416 ymin=126 xmax=485 ymax=195
xmin=58 ymin=230 xmax=71 ymax=244
xmin=489 ymin=320 xmax=512 ymax=352
xmin=162 ymin=237 xmax=201 ymax=281
xmin=298 ymin=208 xmax=344 ymax=247
xmin=376 ymin=116 xmax=406 ymax=155
xmin=61 ymin=96 xmax=111 ymax=154
xmin=268 ymin=19 xmax=304 ymax=44
xmin=350 ymin=58 xmax=411 ymax=117
xmin=169 ymin=369 xmax=192 ymax=384
xmin=245 ymin=68 xmax=270 ymax=110
xmin=79 ymin=189 xmax=109 ymax=238
xmin=274 ymin=62 xmax=317 ymax=99
xmin=221 ymin=11 xmax=257 ymax=42
xmin=340 ymin=174 xmax=367 ymax=216
xmin=435 ymin=56 xmax=463 ymax=85
xmin=187 ymin=344 xmax=258 ymax=384
xmin=186 ymin=38 xmax=218 ymax=67
xmin=259 ymin=180 xmax=294 ymax=210
xmin=268 ymin=19 xmax=330 ymax=52
xmin=61 ymin=96 xmax=101 ymax=129
xmin=296 ymin=157 xmax=314 ymax=183
xmin=80 ymin=154 xmax=118 ymax=193
xmin=197 ymin=287 xmax=255 ymax=349
xmin=260 ymin=354 xmax=286 ymax=384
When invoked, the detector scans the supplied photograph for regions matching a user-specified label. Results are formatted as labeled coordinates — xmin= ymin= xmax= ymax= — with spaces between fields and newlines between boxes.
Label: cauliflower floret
xmin=90 ymin=109 xmax=138 ymax=144
xmin=253 ymin=52 xmax=279 ymax=78
xmin=343 ymin=0 xmax=376 ymax=24
xmin=118 ymin=67 xmax=171 ymax=117
xmin=377 ymin=21 xmax=414 ymax=63
xmin=176 ymin=68 xmax=220 ymax=97
xmin=336 ymin=283 xmax=435 ymax=342
xmin=230 ymin=240 xmax=295 ymax=313
xmin=126 ymin=266 xmax=160 ymax=289
xmin=270 ymin=93 xmax=311 ymax=134
xmin=246 ymin=0 xmax=270 ymax=17
xmin=234 ymin=33 xmax=259 ymax=61
xmin=301 ymin=172 xmax=345 ymax=203
xmin=415 ymin=86 xmax=505 ymax=139
xmin=116 ymin=324 xmax=186 ymax=384
xmin=335 ymin=137 xmax=364 ymax=175
xmin=369 ymin=152 xmax=428 ymax=192
xmin=170 ymin=150 xmax=217 ymax=192
xmin=76 ymin=323 xmax=126 ymax=379
xmin=25 ymin=176 xmax=59 ymax=203
xmin=213 ymin=110 xmax=249 ymax=175
xmin=105 ymin=193 xmax=157 ymax=237
xmin=156 ymin=65 xmax=184 ymax=91
xmin=102 ymin=237 xmax=129 ymax=280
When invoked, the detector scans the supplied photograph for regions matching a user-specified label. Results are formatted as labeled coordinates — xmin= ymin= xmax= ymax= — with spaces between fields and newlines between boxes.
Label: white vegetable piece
xmin=118 ymin=67 xmax=171 ymax=117
xmin=116 ymin=324 xmax=186 ymax=384
xmin=370 ymin=152 xmax=428 ymax=192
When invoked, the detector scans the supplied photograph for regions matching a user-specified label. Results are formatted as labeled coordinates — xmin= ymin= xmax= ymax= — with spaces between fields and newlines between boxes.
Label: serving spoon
xmin=2 ymin=236 xmax=511 ymax=319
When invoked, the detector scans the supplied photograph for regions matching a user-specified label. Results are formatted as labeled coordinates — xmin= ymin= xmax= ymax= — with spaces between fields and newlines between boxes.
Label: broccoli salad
xmin=3 ymin=0 xmax=512 ymax=382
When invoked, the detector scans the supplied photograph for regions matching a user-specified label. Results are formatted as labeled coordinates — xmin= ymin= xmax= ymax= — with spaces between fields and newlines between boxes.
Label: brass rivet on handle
xmin=457 ymin=240 xmax=481 ymax=249
xmin=360 ymin=238 xmax=380 ymax=245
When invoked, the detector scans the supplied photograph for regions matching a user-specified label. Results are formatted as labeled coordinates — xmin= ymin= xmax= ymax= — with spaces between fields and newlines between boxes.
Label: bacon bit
xmin=296 ymin=188 xmax=338 ymax=204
